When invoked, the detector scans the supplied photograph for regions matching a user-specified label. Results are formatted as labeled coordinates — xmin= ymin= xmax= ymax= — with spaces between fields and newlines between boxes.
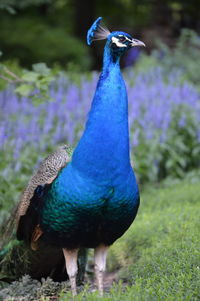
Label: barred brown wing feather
xmin=16 ymin=145 xmax=72 ymax=227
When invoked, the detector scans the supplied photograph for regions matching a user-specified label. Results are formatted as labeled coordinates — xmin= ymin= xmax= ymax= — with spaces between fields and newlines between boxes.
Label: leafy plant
xmin=135 ymin=29 xmax=200 ymax=86
xmin=0 ymin=62 xmax=55 ymax=104
xmin=0 ymin=16 xmax=91 ymax=69
xmin=159 ymin=104 xmax=200 ymax=178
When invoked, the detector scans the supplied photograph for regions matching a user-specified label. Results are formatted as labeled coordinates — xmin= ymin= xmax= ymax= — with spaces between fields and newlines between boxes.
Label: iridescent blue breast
xmin=40 ymin=163 xmax=139 ymax=248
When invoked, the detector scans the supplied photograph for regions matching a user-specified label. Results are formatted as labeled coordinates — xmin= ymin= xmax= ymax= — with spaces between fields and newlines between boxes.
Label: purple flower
xmin=0 ymin=68 xmax=199 ymax=175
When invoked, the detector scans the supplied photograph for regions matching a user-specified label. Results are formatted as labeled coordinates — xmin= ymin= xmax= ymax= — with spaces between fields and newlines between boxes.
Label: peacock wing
xmin=16 ymin=145 xmax=72 ymax=227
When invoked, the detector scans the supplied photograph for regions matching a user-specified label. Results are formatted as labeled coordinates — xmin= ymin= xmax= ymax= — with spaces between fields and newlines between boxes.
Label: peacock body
xmin=0 ymin=17 xmax=145 ymax=295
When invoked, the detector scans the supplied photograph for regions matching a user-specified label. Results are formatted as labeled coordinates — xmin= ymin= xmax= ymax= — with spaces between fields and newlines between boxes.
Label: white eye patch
xmin=111 ymin=36 xmax=127 ymax=48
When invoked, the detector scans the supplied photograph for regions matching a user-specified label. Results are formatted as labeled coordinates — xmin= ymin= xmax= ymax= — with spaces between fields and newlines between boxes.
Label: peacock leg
xmin=63 ymin=248 xmax=79 ymax=296
xmin=94 ymin=244 xmax=109 ymax=296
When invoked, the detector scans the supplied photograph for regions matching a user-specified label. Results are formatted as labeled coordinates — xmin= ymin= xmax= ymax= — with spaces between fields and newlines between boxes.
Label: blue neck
xmin=71 ymin=46 xmax=131 ymax=181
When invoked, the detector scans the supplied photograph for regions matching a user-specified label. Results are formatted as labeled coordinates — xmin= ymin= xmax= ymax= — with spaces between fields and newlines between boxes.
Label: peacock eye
xmin=118 ymin=36 xmax=126 ymax=43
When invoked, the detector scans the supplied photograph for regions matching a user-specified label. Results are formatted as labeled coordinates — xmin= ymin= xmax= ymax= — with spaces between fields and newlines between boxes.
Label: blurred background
xmin=0 ymin=0 xmax=200 ymax=69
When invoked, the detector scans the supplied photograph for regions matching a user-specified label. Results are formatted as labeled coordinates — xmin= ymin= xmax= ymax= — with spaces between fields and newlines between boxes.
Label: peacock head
xmin=87 ymin=17 xmax=145 ymax=57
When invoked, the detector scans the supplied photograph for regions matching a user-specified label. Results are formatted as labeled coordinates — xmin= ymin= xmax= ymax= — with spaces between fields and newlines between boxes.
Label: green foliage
xmin=136 ymin=29 xmax=200 ymax=86
xmin=0 ymin=16 xmax=91 ymax=69
xmin=0 ymin=145 xmax=48 ymax=228
xmin=0 ymin=0 xmax=52 ymax=13
xmin=159 ymin=105 xmax=200 ymax=178
xmin=133 ymin=104 xmax=200 ymax=183
xmin=0 ymin=0 xmax=16 ymax=13
xmin=157 ymin=29 xmax=200 ymax=85
xmin=0 ymin=59 xmax=22 ymax=90
xmin=15 ymin=63 xmax=55 ymax=104
xmin=0 ymin=61 xmax=56 ymax=104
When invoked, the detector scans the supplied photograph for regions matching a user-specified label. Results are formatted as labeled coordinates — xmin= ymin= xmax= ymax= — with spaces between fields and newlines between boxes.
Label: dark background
xmin=0 ymin=0 xmax=200 ymax=69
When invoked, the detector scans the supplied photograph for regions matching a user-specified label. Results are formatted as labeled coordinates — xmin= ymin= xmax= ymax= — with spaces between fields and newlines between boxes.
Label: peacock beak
xmin=131 ymin=39 xmax=145 ymax=47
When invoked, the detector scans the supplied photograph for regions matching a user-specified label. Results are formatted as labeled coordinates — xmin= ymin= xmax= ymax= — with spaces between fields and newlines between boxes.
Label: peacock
xmin=0 ymin=17 xmax=145 ymax=296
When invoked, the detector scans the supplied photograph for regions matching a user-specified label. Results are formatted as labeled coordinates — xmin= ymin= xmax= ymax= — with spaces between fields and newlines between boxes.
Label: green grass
xmin=60 ymin=179 xmax=200 ymax=301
